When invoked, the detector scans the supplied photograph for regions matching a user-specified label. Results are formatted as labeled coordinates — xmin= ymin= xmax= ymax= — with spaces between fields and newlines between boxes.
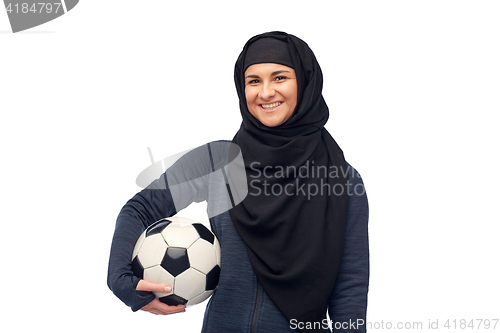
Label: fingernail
xmin=165 ymin=286 xmax=172 ymax=292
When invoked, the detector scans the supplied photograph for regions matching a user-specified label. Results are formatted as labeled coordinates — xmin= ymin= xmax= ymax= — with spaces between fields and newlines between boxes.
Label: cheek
xmin=245 ymin=87 xmax=259 ymax=110
xmin=244 ymin=89 xmax=256 ymax=117
xmin=244 ymin=88 xmax=252 ymax=106
xmin=286 ymin=84 xmax=298 ymax=109
xmin=245 ymin=85 xmax=254 ymax=97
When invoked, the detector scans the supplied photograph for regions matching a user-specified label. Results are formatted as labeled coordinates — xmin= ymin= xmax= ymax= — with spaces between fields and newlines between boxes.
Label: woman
xmin=108 ymin=31 xmax=369 ymax=332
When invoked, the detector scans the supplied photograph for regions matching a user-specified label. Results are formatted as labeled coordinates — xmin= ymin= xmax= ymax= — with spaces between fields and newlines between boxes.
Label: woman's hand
xmin=136 ymin=280 xmax=186 ymax=315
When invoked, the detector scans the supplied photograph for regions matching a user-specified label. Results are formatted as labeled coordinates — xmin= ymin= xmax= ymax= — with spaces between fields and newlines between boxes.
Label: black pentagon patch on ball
xmin=146 ymin=219 xmax=172 ymax=237
xmin=206 ymin=265 xmax=221 ymax=290
xmin=131 ymin=256 xmax=144 ymax=279
xmin=161 ymin=247 xmax=190 ymax=277
xmin=192 ymin=223 xmax=214 ymax=244
xmin=159 ymin=294 xmax=188 ymax=306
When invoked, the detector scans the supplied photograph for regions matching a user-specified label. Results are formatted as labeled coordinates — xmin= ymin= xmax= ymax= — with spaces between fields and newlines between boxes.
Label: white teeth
xmin=261 ymin=102 xmax=282 ymax=109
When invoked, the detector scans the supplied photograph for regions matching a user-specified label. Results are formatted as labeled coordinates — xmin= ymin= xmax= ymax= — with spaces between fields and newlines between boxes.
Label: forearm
xmin=329 ymin=167 xmax=369 ymax=332
xmin=107 ymin=174 xmax=176 ymax=310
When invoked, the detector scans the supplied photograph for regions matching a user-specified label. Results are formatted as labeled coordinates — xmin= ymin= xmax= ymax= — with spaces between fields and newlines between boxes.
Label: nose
xmin=259 ymin=82 xmax=275 ymax=100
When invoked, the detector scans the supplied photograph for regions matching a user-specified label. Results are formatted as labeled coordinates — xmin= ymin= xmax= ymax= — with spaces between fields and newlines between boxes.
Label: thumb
xmin=136 ymin=279 xmax=172 ymax=293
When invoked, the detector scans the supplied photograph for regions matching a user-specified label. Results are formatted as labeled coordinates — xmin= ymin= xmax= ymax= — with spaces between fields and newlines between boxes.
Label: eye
xmin=275 ymin=76 xmax=287 ymax=81
xmin=246 ymin=79 xmax=260 ymax=85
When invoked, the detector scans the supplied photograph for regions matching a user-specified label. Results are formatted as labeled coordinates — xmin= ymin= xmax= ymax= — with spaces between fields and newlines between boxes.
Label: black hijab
xmin=230 ymin=31 xmax=348 ymax=331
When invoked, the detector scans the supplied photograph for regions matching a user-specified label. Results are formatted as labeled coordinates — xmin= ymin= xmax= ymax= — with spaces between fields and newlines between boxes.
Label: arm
xmin=107 ymin=141 xmax=234 ymax=312
xmin=328 ymin=165 xmax=369 ymax=332
xmin=106 ymin=172 xmax=178 ymax=311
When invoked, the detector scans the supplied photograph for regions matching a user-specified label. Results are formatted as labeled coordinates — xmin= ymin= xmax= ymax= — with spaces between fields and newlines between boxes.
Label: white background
xmin=1 ymin=1 xmax=499 ymax=332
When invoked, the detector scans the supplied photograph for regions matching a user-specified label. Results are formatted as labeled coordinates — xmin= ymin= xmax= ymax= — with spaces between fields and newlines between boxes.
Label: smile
xmin=260 ymin=102 xmax=282 ymax=110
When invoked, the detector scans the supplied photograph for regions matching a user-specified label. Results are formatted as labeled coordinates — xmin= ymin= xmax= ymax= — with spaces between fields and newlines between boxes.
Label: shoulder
xmin=171 ymin=140 xmax=234 ymax=169
xmin=344 ymin=161 xmax=369 ymax=213
xmin=345 ymin=162 xmax=363 ymax=182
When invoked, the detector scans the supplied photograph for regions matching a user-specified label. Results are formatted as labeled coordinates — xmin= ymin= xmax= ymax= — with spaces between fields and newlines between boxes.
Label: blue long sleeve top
xmin=107 ymin=142 xmax=369 ymax=332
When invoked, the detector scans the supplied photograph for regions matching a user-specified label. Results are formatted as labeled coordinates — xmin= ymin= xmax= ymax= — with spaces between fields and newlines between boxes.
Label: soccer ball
xmin=131 ymin=216 xmax=221 ymax=306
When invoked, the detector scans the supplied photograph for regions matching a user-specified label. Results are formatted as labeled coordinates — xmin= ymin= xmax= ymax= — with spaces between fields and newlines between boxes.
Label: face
xmin=244 ymin=63 xmax=297 ymax=127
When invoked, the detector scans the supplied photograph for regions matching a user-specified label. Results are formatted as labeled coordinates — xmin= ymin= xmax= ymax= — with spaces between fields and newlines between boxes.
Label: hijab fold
xmin=229 ymin=31 xmax=348 ymax=332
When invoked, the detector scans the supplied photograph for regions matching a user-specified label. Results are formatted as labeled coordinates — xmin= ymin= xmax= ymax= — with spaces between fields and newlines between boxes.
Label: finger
xmin=156 ymin=309 xmax=186 ymax=315
xmin=146 ymin=308 xmax=163 ymax=315
xmin=140 ymin=303 xmax=165 ymax=315
xmin=153 ymin=301 xmax=186 ymax=315
xmin=136 ymin=279 xmax=172 ymax=293
xmin=141 ymin=298 xmax=186 ymax=315
xmin=143 ymin=304 xmax=186 ymax=315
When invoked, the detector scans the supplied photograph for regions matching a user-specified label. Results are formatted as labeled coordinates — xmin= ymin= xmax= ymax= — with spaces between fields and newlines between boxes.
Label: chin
xmin=261 ymin=119 xmax=284 ymax=127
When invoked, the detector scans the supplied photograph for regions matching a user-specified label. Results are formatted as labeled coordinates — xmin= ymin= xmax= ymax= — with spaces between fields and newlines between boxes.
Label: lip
xmin=259 ymin=102 xmax=283 ymax=113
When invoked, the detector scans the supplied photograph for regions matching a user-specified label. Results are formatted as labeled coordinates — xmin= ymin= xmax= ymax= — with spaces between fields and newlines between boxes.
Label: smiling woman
xmin=107 ymin=31 xmax=369 ymax=333
xmin=244 ymin=63 xmax=298 ymax=127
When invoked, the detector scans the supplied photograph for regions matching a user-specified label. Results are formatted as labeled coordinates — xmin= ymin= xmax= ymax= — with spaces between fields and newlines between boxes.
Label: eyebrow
xmin=245 ymin=70 xmax=292 ymax=80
